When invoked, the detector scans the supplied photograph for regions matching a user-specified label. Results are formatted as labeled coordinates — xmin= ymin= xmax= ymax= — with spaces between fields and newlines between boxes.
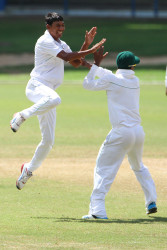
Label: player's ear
xmin=46 ymin=24 xmax=51 ymax=30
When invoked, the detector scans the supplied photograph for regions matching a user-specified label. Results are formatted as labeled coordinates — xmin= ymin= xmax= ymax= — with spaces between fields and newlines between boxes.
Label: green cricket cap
xmin=116 ymin=51 xmax=140 ymax=69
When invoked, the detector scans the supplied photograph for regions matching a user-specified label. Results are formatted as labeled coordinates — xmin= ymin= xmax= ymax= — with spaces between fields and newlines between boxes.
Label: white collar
xmin=44 ymin=30 xmax=61 ymax=43
xmin=116 ymin=69 xmax=136 ymax=79
xmin=116 ymin=69 xmax=135 ymax=74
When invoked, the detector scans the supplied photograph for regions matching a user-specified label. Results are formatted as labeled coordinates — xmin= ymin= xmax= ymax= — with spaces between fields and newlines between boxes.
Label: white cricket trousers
xmin=20 ymin=78 xmax=61 ymax=172
xmin=89 ymin=125 xmax=157 ymax=217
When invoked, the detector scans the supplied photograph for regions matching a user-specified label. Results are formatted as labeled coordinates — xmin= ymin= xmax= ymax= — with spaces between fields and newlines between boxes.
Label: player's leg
xmin=127 ymin=125 xmax=157 ymax=213
xmin=27 ymin=108 xmax=56 ymax=172
xmin=16 ymin=108 xmax=56 ymax=190
xmin=83 ymin=127 xmax=134 ymax=219
xmin=10 ymin=79 xmax=61 ymax=132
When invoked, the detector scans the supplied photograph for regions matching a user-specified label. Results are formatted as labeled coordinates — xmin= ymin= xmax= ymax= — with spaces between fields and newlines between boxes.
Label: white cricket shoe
xmin=16 ymin=164 xmax=32 ymax=190
xmin=10 ymin=112 xmax=25 ymax=132
xmin=82 ymin=214 xmax=108 ymax=220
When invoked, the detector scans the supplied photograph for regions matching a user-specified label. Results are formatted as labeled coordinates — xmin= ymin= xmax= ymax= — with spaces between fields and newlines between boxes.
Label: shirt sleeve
xmin=37 ymin=40 xmax=63 ymax=57
xmin=165 ymin=66 xmax=167 ymax=87
xmin=62 ymin=42 xmax=72 ymax=53
xmin=83 ymin=64 xmax=118 ymax=91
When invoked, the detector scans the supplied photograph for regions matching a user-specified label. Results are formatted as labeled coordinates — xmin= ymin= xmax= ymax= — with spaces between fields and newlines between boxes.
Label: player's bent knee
xmin=52 ymin=96 xmax=61 ymax=106
xmin=55 ymin=96 xmax=61 ymax=106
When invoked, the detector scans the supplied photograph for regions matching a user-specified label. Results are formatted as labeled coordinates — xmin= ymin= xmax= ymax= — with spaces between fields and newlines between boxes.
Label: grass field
xmin=0 ymin=67 xmax=167 ymax=249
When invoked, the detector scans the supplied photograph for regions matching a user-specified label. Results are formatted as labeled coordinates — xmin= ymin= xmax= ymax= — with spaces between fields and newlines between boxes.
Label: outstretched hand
xmin=94 ymin=46 xmax=108 ymax=66
xmin=85 ymin=27 xmax=97 ymax=46
xmin=91 ymin=38 xmax=106 ymax=54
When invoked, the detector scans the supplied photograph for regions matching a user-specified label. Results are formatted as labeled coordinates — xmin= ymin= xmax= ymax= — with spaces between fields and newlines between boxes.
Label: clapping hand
xmin=85 ymin=27 xmax=97 ymax=46
xmin=90 ymin=39 xmax=106 ymax=53
xmin=94 ymin=46 xmax=108 ymax=66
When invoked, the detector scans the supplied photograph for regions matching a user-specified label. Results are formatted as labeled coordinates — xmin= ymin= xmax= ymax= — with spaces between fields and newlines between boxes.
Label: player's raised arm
xmin=81 ymin=46 xmax=108 ymax=70
xmin=68 ymin=27 xmax=97 ymax=68
xmin=80 ymin=27 xmax=97 ymax=51
xmin=57 ymin=38 xmax=106 ymax=62
xmin=93 ymin=46 xmax=109 ymax=66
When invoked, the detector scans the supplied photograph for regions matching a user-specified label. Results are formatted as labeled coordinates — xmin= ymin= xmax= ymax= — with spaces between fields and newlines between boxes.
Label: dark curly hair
xmin=45 ymin=12 xmax=64 ymax=25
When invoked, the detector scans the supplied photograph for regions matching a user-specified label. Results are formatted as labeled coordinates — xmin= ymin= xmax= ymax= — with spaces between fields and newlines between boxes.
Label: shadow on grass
xmin=31 ymin=216 xmax=167 ymax=224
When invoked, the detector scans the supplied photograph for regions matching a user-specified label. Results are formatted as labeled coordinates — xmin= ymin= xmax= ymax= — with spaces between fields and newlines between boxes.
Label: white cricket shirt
xmin=83 ymin=64 xmax=141 ymax=128
xmin=30 ymin=30 xmax=72 ymax=89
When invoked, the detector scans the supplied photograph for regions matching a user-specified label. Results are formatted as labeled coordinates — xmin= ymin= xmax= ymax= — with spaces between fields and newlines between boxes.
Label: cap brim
xmin=135 ymin=56 xmax=140 ymax=64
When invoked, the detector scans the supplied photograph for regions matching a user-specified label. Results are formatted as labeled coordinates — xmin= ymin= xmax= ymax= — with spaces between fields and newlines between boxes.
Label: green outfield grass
xmin=0 ymin=68 xmax=167 ymax=249
xmin=0 ymin=177 xmax=167 ymax=249
xmin=0 ymin=17 xmax=167 ymax=56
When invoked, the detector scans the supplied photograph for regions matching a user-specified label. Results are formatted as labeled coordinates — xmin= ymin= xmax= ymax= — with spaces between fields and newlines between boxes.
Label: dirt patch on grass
xmin=1 ymin=157 xmax=167 ymax=193
xmin=0 ymin=54 xmax=166 ymax=67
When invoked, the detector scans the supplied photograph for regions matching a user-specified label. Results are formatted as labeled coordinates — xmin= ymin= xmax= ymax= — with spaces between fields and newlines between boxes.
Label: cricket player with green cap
xmin=82 ymin=49 xmax=157 ymax=219
xmin=116 ymin=51 xmax=140 ymax=69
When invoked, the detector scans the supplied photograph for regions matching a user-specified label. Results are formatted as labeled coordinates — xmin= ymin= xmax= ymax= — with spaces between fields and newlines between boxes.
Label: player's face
xmin=48 ymin=21 xmax=65 ymax=40
xmin=131 ymin=66 xmax=136 ymax=71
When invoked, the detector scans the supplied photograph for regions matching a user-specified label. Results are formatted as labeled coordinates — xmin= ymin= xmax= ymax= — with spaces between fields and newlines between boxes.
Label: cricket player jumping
xmin=82 ymin=47 xmax=157 ymax=219
xmin=10 ymin=12 xmax=106 ymax=190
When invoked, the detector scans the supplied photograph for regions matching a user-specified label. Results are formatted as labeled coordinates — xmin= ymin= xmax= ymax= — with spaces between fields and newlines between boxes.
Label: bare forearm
xmin=64 ymin=50 xmax=94 ymax=62
xmin=57 ymin=38 xmax=106 ymax=62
